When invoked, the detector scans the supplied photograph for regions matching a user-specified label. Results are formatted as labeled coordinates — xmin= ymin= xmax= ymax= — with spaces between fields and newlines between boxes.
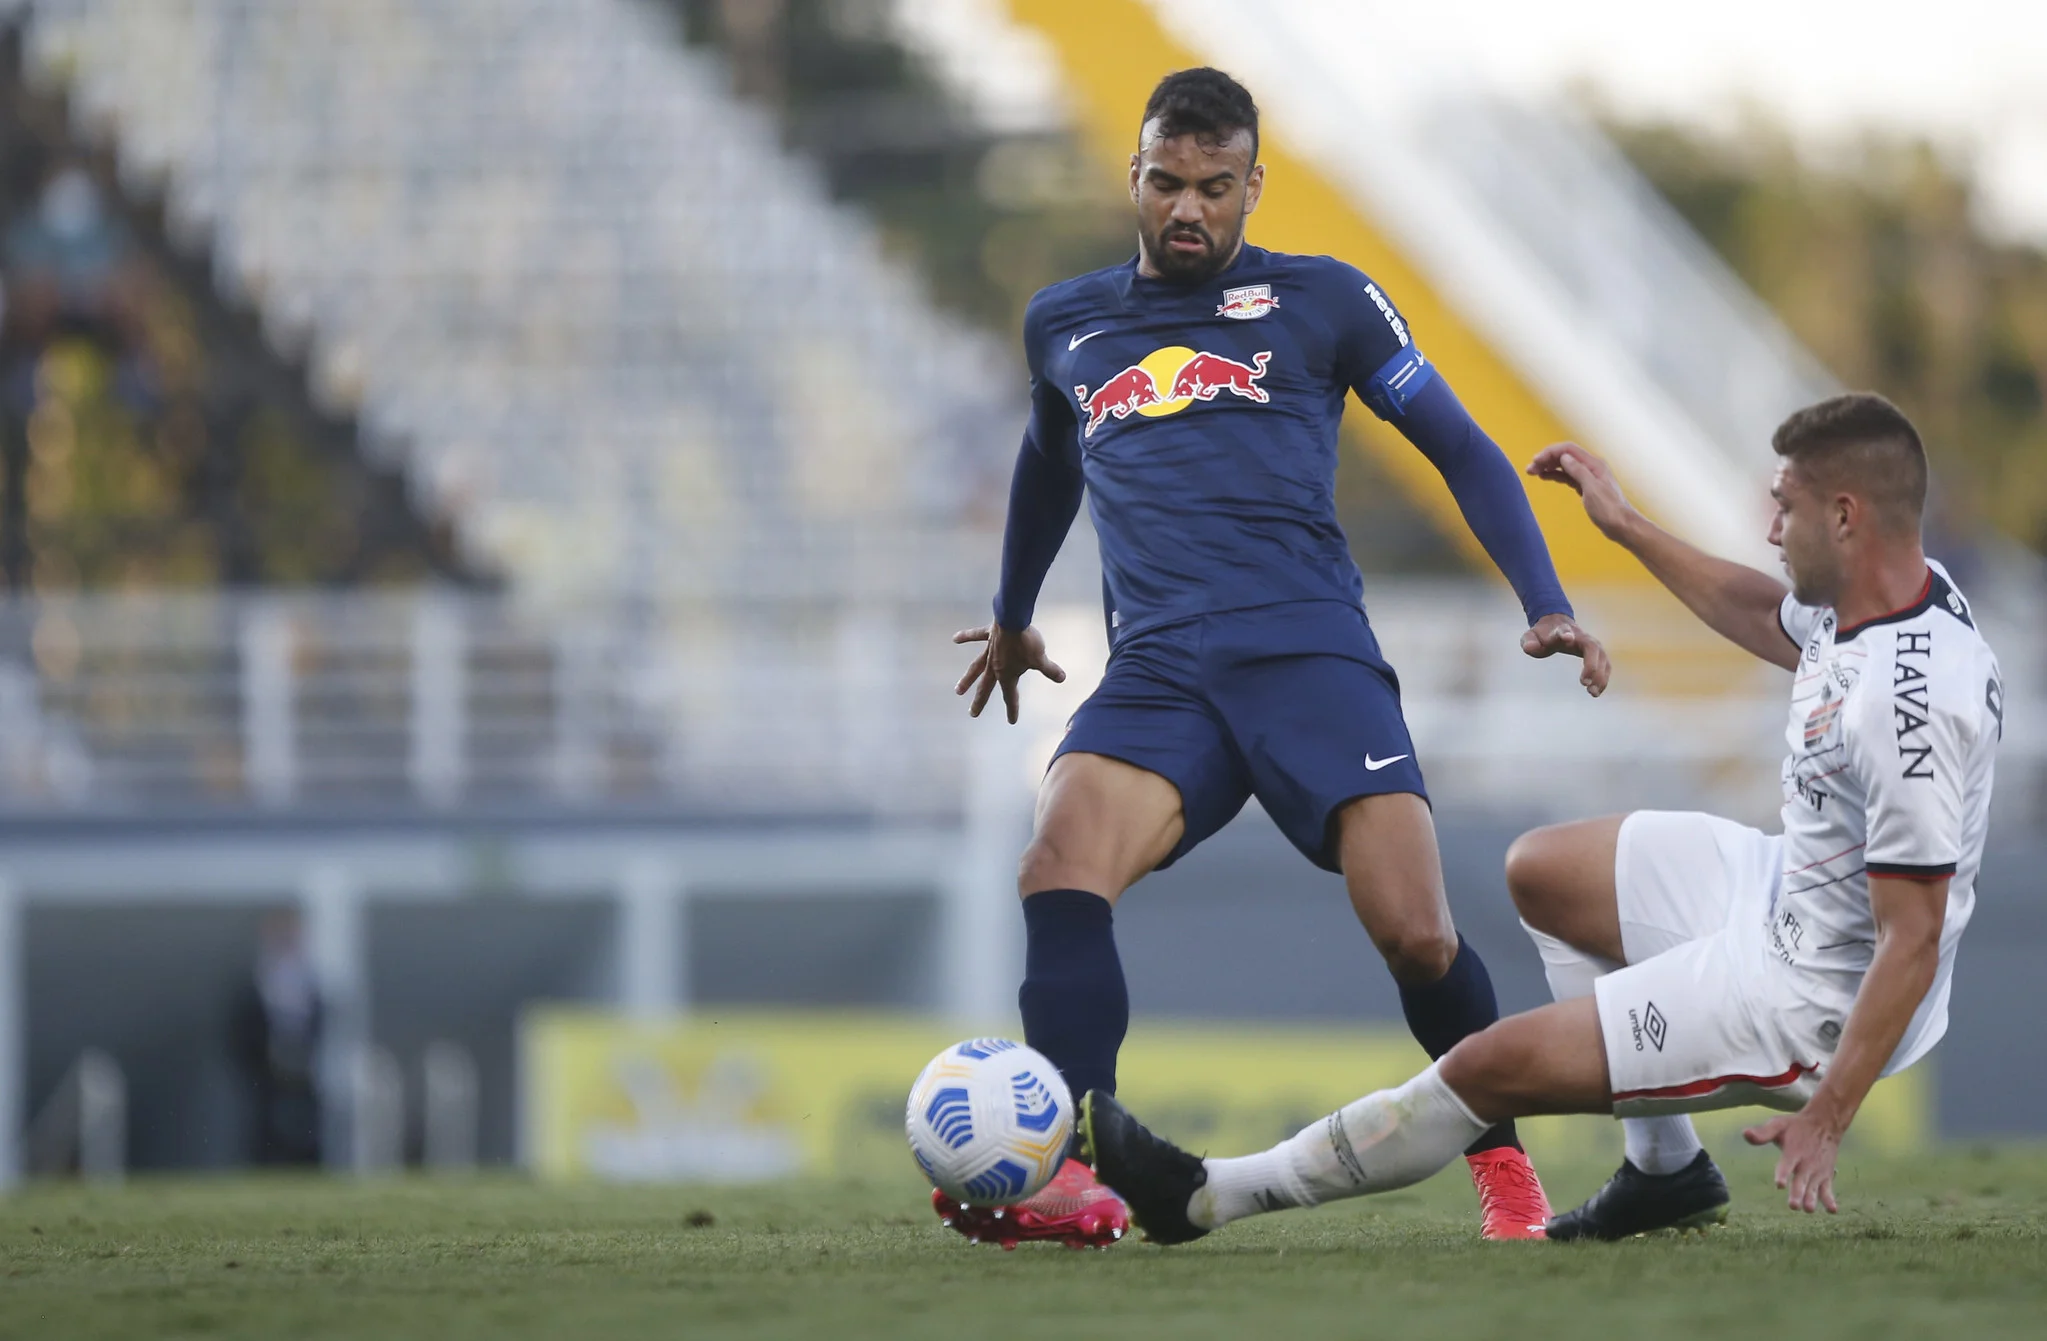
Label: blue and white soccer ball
xmin=905 ymin=1038 xmax=1072 ymax=1205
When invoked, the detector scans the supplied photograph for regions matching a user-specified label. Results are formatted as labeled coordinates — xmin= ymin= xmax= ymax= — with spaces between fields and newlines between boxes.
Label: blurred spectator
xmin=3 ymin=159 xmax=141 ymax=351
xmin=231 ymin=911 xmax=326 ymax=1166
xmin=0 ymin=158 xmax=154 ymax=595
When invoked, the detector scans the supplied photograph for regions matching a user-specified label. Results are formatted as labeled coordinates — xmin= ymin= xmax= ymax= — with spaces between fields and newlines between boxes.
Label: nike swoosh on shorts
xmin=1364 ymin=753 xmax=1409 ymax=771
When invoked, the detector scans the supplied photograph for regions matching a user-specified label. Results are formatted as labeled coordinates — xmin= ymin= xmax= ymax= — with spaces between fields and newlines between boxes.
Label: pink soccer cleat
xmin=1468 ymin=1146 xmax=1552 ymax=1240
xmin=932 ymin=1156 xmax=1130 ymax=1250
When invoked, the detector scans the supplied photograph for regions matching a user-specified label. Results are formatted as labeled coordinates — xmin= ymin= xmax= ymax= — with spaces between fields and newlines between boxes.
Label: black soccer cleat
xmin=1078 ymin=1090 xmax=1211 ymax=1245
xmin=1545 ymin=1150 xmax=1731 ymax=1241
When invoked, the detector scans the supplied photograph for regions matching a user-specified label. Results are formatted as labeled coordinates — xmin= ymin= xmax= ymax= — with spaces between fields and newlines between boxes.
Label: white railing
xmin=0 ymin=590 xmax=978 ymax=816
xmin=3 ymin=584 xmax=2040 ymax=824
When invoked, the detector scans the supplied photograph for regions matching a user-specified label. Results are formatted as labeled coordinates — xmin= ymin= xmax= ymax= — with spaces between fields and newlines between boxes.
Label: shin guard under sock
xmin=1396 ymin=933 xmax=1520 ymax=1155
xmin=1017 ymin=889 xmax=1128 ymax=1104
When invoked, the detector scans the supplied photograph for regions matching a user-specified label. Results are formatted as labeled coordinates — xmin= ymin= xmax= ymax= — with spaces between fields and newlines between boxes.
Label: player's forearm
xmin=1401 ymin=378 xmax=1571 ymax=623
xmin=1804 ymin=924 xmax=1941 ymax=1135
xmin=991 ymin=433 xmax=1084 ymax=630
xmin=1448 ymin=454 xmax=1573 ymax=624
xmin=1608 ymin=510 xmax=1795 ymax=668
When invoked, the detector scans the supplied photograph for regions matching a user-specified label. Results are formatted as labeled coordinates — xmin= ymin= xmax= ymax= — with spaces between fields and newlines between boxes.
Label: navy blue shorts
xmin=1051 ymin=600 xmax=1427 ymax=874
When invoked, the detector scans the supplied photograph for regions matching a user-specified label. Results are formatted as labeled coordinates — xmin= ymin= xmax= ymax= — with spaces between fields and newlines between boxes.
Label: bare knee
xmin=1503 ymin=816 xmax=1627 ymax=961
xmin=1017 ymin=823 xmax=1144 ymax=901
xmin=1504 ymin=829 xmax=1551 ymax=920
xmin=1018 ymin=832 xmax=1096 ymax=899
xmin=1372 ymin=921 xmax=1459 ymax=985
xmin=1505 ymin=825 xmax=1576 ymax=931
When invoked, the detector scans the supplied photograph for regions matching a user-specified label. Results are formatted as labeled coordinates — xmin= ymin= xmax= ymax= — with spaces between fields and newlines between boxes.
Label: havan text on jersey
xmin=1893 ymin=630 xmax=1935 ymax=779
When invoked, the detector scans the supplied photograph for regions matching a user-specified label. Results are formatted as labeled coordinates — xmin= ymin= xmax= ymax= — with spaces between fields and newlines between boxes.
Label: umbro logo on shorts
xmin=1629 ymin=1002 xmax=1668 ymax=1053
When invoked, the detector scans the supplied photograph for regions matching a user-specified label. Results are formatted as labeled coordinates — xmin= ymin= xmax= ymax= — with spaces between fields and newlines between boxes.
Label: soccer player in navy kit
xmin=946 ymin=68 xmax=1610 ymax=1245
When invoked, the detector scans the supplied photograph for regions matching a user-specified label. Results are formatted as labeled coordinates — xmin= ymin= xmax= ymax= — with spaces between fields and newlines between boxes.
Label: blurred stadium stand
xmin=0 ymin=0 xmax=2042 ymax=1182
xmin=20 ymin=0 xmax=1026 ymax=607
xmin=0 ymin=36 xmax=466 ymax=594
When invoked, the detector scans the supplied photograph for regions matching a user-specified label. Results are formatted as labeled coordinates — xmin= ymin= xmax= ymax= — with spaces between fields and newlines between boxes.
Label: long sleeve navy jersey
xmin=992 ymin=244 xmax=1571 ymax=641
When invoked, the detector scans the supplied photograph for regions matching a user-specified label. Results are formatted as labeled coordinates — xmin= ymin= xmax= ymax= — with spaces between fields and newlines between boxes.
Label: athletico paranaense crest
xmin=1803 ymin=695 xmax=1842 ymax=748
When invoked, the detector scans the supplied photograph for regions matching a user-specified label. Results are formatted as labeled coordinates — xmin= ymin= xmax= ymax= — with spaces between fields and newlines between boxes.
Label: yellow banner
xmin=519 ymin=1009 xmax=1928 ymax=1183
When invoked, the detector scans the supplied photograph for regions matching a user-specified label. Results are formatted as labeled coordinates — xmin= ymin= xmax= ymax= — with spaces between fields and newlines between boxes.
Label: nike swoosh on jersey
xmin=1364 ymin=753 xmax=1409 ymax=771
xmin=1067 ymin=329 xmax=1106 ymax=350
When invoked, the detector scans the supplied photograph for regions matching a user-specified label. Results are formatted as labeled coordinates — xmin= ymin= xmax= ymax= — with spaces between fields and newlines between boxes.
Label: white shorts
xmin=1592 ymin=811 xmax=1831 ymax=1117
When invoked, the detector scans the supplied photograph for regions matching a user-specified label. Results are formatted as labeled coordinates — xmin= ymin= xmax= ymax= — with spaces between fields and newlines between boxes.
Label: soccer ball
xmin=905 ymin=1038 xmax=1072 ymax=1205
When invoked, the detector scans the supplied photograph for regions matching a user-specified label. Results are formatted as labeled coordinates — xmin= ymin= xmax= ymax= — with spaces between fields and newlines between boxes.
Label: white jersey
xmin=1774 ymin=560 xmax=2001 ymax=1073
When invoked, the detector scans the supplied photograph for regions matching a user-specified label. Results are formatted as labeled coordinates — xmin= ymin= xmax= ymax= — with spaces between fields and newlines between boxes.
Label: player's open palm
xmin=953 ymin=623 xmax=1066 ymax=724
xmin=1527 ymin=442 xmax=1637 ymax=541
xmin=1744 ymin=1111 xmax=1842 ymax=1214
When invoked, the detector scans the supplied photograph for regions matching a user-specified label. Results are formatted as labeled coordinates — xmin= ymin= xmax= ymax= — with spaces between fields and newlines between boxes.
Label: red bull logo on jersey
xmin=1074 ymin=346 xmax=1272 ymax=438
xmin=1217 ymin=284 xmax=1280 ymax=320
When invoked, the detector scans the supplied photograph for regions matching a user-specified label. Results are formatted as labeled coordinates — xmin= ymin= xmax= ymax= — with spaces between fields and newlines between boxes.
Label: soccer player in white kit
xmin=1076 ymin=393 xmax=2006 ymax=1242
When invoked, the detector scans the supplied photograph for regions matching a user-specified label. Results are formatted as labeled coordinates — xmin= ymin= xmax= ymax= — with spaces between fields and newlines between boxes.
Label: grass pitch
xmin=3 ymin=1149 xmax=2045 ymax=1341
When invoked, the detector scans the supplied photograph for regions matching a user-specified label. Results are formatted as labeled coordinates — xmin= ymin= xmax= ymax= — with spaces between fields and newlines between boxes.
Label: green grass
xmin=3 ymin=1149 xmax=2045 ymax=1341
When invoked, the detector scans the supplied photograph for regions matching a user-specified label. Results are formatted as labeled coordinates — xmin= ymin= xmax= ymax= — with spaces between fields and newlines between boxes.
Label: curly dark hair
xmin=1142 ymin=67 xmax=1259 ymax=162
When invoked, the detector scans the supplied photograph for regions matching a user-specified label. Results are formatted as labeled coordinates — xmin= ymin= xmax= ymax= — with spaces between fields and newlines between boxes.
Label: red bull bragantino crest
xmin=1216 ymin=284 xmax=1280 ymax=320
xmin=1074 ymin=346 xmax=1272 ymax=438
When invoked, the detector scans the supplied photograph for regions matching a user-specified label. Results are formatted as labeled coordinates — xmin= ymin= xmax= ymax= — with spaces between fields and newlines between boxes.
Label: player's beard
xmin=1143 ymin=214 xmax=1244 ymax=284
xmin=1784 ymin=539 xmax=1842 ymax=608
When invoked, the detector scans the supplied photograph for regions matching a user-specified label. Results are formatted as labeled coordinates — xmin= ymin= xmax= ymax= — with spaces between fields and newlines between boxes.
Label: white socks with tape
xmin=1189 ymin=1061 xmax=1489 ymax=1230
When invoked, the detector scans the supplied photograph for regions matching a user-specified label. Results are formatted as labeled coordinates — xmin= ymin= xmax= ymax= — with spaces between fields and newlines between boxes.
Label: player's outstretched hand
xmin=1743 ymin=1111 xmax=1842 ymax=1214
xmin=1521 ymin=613 xmax=1611 ymax=698
xmin=1527 ymin=442 xmax=1637 ymax=541
xmin=953 ymin=623 xmax=1066 ymax=724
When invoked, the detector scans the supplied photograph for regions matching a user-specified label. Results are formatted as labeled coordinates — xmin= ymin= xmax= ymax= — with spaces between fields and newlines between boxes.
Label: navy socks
xmin=1019 ymin=894 xmax=1512 ymax=1156
xmin=1397 ymin=933 xmax=1521 ymax=1154
xmin=1017 ymin=888 xmax=1129 ymax=1104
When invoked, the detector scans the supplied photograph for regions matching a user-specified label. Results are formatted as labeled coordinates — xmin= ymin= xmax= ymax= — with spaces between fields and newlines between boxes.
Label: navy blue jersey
xmin=994 ymin=244 xmax=1569 ymax=642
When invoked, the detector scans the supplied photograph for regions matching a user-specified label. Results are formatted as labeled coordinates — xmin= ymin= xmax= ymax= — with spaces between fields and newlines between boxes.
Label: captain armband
xmin=1362 ymin=346 xmax=1437 ymax=420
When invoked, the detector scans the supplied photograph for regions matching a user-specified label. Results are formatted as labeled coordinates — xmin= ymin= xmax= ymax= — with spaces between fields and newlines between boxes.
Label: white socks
xmin=1179 ymin=922 xmax=1711 ymax=1234
xmin=1622 ymin=1115 xmax=1704 ymax=1174
xmin=1520 ymin=919 xmax=1703 ymax=1176
xmin=1189 ymin=1062 xmax=1488 ymax=1230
